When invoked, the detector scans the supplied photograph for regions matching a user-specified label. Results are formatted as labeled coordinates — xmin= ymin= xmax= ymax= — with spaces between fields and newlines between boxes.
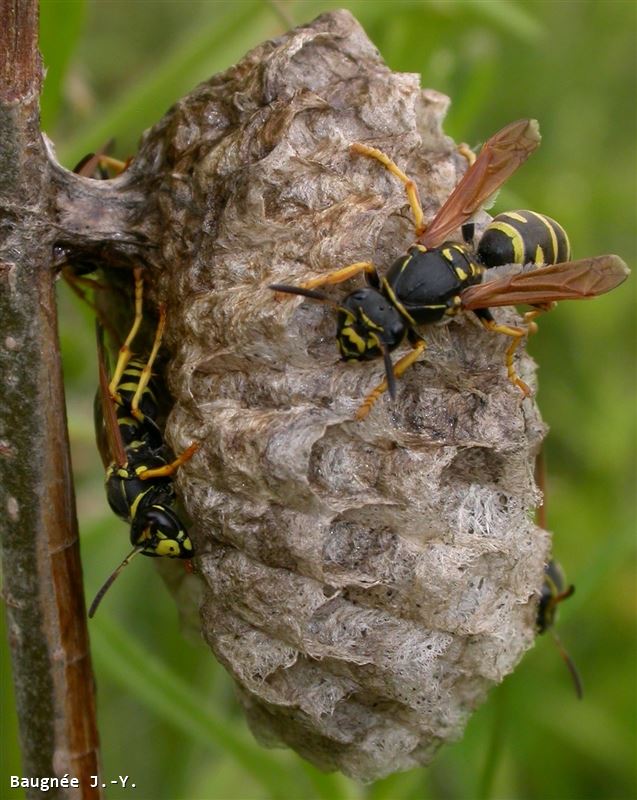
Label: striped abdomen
xmin=478 ymin=210 xmax=571 ymax=268
xmin=114 ymin=358 xmax=159 ymax=422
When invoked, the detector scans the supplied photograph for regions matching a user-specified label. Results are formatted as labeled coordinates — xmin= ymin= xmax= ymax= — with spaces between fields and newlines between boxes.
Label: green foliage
xmin=39 ymin=0 xmax=87 ymax=130
xmin=2 ymin=1 xmax=635 ymax=798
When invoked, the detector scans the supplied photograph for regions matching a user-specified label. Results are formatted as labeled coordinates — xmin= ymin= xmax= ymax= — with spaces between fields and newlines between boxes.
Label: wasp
xmin=534 ymin=452 xmax=583 ymax=699
xmin=89 ymin=268 xmax=198 ymax=617
xmin=271 ymin=119 xmax=629 ymax=419
xmin=535 ymin=560 xmax=583 ymax=700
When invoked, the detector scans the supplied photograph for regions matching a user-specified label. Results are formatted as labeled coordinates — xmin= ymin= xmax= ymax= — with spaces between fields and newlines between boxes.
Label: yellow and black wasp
xmin=534 ymin=452 xmax=583 ymax=699
xmin=271 ymin=119 xmax=629 ymax=419
xmin=536 ymin=559 xmax=582 ymax=699
xmin=89 ymin=268 xmax=198 ymax=617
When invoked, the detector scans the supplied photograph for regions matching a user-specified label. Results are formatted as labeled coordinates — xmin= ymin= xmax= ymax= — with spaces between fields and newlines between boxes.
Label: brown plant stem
xmin=0 ymin=1 xmax=101 ymax=797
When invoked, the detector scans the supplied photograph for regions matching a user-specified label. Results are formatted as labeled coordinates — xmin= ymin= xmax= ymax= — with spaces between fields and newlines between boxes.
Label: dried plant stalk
xmin=1 ymin=3 xmax=101 ymax=797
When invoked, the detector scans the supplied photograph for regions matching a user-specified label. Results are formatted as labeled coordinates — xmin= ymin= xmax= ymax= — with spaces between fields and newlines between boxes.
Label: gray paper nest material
xmin=136 ymin=10 xmax=549 ymax=781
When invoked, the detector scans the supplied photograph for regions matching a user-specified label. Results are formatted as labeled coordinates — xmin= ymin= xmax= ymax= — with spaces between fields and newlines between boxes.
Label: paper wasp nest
xmin=132 ymin=10 xmax=549 ymax=781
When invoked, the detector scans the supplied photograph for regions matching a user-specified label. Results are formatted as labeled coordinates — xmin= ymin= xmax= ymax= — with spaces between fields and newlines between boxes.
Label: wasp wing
xmin=95 ymin=322 xmax=127 ymax=469
xmin=73 ymin=152 xmax=100 ymax=177
xmin=73 ymin=140 xmax=115 ymax=179
xmin=420 ymin=119 xmax=541 ymax=249
xmin=461 ymin=255 xmax=629 ymax=310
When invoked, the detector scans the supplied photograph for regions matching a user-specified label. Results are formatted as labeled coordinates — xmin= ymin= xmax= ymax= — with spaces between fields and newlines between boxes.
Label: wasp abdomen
xmin=115 ymin=358 xmax=159 ymax=421
xmin=478 ymin=210 xmax=571 ymax=267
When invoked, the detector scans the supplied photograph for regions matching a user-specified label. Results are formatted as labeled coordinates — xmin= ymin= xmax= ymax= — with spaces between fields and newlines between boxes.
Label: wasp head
xmin=336 ymin=288 xmax=406 ymax=361
xmin=269 ymin=281 xmax=407 ymax=402
xmin=131 ymin=504 xmax=194 ymax=558
xmin=537 ymin=560 xmax=574 ymax=633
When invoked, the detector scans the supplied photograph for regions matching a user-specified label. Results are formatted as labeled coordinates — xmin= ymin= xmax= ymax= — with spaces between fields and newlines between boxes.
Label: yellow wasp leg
xmin=351 ymin=142 xmax=425 ymax=237
xmin=274 ymin=262 xmax=378 ymax=300
xmin=456 ymin=142 xmax=477 ymax=167
xmin=355 ymin=339 xmax=427 ymax=421
xmin=303 ymin=261 xmax=377 ymax=290
xmin=139 ymin=441 xmax=200 ymax=481
xmin=480 ymin=319 xmax=536 ymax=396
xmin=131 ymin=304 xmax=166 ymax=421
xmin=491 ymin=303 xmax=555 ymax=394
xmin=524 ymin=301 xmax=556 ymax=324
xmin=109 ymin=267 xmax=144 ymax=402
xmin=97 ymin=155 xmax=129 ymax=175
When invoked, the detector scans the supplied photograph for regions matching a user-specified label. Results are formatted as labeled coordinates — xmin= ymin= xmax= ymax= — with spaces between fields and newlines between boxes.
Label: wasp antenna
xmin=88 ymin=547 xmax=143 ymax=618
xmin=270 ymin=283 xmax=329 ymax=302
xmin=555 ymin=584 xmax=576 ymax=604
xmin=551 ymin=630 xmax=584 ymax=700
xmin=269 ymin=283 xmax=344 ymax=312
xmin=381 ymin=343 xmax=397 ymax=402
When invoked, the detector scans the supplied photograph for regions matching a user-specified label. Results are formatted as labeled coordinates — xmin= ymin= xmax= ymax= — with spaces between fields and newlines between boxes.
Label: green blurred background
xmin=1 ymin=1 xmax=635 ymax=798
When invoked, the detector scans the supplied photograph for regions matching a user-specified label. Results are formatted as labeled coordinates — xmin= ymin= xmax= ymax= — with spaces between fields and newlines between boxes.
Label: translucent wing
xmin=461 ymin=255 xmax=629 ymax=310
xmin=420 ymin=119 xmax=541 ymax=248
xmin=73 ymin=139 xmax=114 ymax=179
xmin=95 ymin=323 xmax=127 ymax=469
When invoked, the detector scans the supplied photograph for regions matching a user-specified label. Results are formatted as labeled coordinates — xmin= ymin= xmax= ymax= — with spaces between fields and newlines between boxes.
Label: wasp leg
xmin=303 ymin=261 xmax=378 ymax=291
xmin=62 ymin=268 xmax=111 ymax=293
xmin=351 ymin=142 xmax=425 ymax=237
xmin=97 ymin=155 xmax=130 ymax=175
xmin=63 ymin=267 xmax=102 ymax=315
xmin=479 ymin=317 xmax=533 ymax=396
xmin=63 ymin=268 xmax=122 ymax=347
xmin=524 ymin=301 xmax=556 ymax=327
xmin=139 ymin=441 xmax=199 ymax=481
xmin=131 ymin=304 xmax=166 ymax=421
xmin=355 ymin=339 xmax=427 ymax=421
xmin=456 ymin=142 xmax=477 ymax=167
xmin=274 ymin=261 xmax=379 ymax=300
xmin=109 ymin=266 xmax=144 ymax=402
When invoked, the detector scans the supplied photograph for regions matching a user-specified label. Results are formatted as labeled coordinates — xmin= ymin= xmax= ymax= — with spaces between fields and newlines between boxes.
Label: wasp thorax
xmin=336 ymin=287 xmax=406 ymax=361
